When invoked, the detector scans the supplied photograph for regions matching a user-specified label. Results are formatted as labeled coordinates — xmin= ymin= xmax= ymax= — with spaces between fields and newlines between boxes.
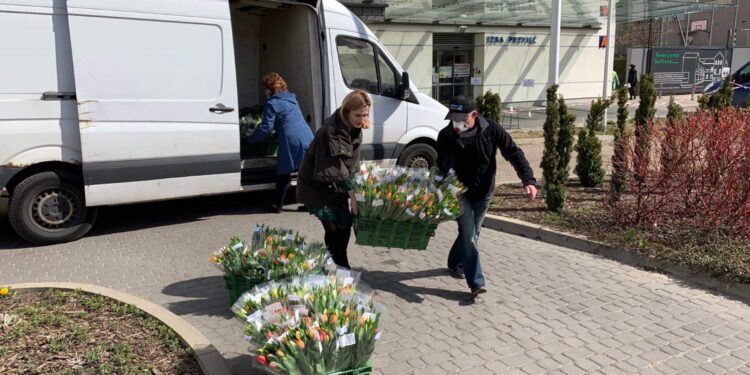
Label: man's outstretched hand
xmin=524 ymin=185 xmax=538 ymax=201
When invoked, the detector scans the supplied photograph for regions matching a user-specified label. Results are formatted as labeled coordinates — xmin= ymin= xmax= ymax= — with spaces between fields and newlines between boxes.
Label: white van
xmin=0 ymin=0 xmax=448 ymax=244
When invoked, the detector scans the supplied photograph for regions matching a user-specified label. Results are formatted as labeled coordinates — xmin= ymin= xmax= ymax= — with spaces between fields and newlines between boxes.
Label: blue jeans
xmin=447 ymin=194 xmax=491 ymax=290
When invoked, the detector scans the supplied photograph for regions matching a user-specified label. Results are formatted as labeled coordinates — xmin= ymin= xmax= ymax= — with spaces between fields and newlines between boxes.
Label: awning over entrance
xmin=382 ymin=0 xmax=735 ymax=28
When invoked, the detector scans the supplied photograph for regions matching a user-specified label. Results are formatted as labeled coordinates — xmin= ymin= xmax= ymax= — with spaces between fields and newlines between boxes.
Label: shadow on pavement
xmin=161 ymin=276 xmax=235 ymax=319
xmin=0 ymin=190 xmax=280 ymax=249
xmin=226 ymin=354 xmax=264 ymax=375
xmin=0 ymin=218 xmax=29 ymax=250
xmin=361 ymin=268 xmax=473 ymax=305
xmin=88 ymin=191 xmax=276 ymax=238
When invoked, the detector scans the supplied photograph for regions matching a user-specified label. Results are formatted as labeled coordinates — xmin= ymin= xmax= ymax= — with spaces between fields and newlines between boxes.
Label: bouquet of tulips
xmin=233 ymin=269 xmax=384 ymax=375
xmin=210 ymin=225 xmax=329 ymax=281
xmin=353 ymin=162 xmax=465 ymax=224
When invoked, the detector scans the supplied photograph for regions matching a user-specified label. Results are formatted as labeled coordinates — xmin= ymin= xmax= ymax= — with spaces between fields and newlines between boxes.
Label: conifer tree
xmin=666 ymin=96 xmax=684 ymax=123
xmin=557 ymin=96 xmax=576 ymax=185
xmin=698 ymin=94 xmax=709 ymax=110
xmin=611 ymin=88 xmax=629 ymax=199
xmin=476 ymin=91 xmax=501 ymax=122
xmin=541 ymin=85 xmax=564 ymax=212
xmin=634 ymin=74 xmax=656 ymax=183
xmin=575 ymin=98 xmax=607 ymax=187
xmin=709 ymin=74 xmax=733 ymax=110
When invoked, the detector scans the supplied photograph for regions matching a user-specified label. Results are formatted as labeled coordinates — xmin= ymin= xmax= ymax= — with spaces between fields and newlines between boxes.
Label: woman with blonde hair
xmin=296 ymin=90 xmax=371 ymax=268
xmin=246 ymin=73 xmax=314 ymax=212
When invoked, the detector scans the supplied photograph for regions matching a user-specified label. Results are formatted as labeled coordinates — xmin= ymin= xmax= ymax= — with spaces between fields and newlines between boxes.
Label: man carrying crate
xmin=436 ymin=95 xmax=538 ymax=297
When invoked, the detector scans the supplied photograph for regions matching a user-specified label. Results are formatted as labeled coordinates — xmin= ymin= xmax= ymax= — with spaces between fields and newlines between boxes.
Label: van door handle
xmin=209 ymin=105 xmax=235 ymax=114
xmin=43 ymin=92 xmax=77 ymax=100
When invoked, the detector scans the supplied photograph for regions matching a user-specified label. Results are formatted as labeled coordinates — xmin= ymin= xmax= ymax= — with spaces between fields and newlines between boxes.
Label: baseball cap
xmin=445 ymin=95 xmax=476 ymax=121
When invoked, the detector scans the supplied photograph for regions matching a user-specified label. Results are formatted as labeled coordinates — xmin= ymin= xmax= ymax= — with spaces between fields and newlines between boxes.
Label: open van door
xmin=66 ymin=0 xmax=241 ymax=206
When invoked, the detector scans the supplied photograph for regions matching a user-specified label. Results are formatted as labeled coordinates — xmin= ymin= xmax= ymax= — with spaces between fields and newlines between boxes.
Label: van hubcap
xmin=32 ymin=189 xmax=78 ymax=228
xmin=409 ymin=155 xmax=430 ymax=169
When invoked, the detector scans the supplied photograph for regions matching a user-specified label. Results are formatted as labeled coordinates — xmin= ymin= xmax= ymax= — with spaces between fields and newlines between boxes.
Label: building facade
xmin=342 ymin=0 xmax=615 ymax=106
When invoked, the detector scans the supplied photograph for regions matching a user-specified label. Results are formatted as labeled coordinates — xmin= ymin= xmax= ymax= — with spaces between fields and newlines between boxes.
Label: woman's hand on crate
xmin=349 ymin=190 xmax=359 ymax=215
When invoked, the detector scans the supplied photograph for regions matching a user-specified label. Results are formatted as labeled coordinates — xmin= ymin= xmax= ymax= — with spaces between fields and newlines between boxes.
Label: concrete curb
xmin=7 ymin=282 xmax=232 ymax=375
xmin=483 ymin=214 xmax=750 ymax=303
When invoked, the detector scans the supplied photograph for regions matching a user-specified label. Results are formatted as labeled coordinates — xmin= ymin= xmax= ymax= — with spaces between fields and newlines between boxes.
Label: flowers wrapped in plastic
xmin=240 ymin=105 xmax=265 ymax=137
xmin=353 ymin=162 xmax=465 ymax=224
xmin=351 ymin=162 xmax=466 ymax=249
xmin=232 ymin=269 xmax=384 ymax=375
xmin=211 ymin=225 xmax=329 ymax=282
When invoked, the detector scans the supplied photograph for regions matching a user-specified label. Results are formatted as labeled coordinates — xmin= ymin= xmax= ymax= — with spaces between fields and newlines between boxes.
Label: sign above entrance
xmin=486 ymin=35 xmax=537 ymax=46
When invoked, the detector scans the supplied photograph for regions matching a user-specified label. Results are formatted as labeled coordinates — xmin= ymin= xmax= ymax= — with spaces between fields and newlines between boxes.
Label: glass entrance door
xmin=433 ymin=49 xmax=473 ymax=105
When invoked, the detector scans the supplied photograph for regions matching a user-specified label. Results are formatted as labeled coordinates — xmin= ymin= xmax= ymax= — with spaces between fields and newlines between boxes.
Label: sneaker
xmin=471 ymin=286 xmax=487 ymax=297
xmin=266 ymin=205 xmax=282 ymax=213
xmin=448 ymin=266 xmax=464 ymax=279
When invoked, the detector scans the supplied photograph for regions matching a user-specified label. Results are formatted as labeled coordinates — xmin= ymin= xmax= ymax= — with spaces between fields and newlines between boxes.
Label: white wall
xmin=367 ymin=23 xmax=615 ymax=105
xmin=482 ymin=27 xmax=613 ymax=104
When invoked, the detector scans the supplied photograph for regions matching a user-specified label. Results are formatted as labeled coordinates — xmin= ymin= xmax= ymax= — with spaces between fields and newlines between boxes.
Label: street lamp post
xmin=550 ymin=0 xmax=561 ymax=86
xmin=601 ymin=0 xmax=614 ymax=131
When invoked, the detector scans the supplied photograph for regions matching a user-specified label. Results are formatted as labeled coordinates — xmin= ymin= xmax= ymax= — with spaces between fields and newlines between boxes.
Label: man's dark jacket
xmin=437 ymin=115 xmax=536 ymax=200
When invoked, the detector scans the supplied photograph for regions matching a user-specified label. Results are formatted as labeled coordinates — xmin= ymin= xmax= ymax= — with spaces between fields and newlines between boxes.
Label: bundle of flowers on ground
xmin=351 ymin=162 xmax=465 ymax=249
xmin=353 ymin=162 xmax=465 ymax=224
xmin=211 ymin=225 xmax=330 ymax=303
xmin=232 ymin=269 xmax=384 ymax=375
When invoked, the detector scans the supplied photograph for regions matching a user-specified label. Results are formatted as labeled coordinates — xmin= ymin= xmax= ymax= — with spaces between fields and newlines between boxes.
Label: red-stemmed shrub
xmin=608 ymin=108 xmax=750 ymax=237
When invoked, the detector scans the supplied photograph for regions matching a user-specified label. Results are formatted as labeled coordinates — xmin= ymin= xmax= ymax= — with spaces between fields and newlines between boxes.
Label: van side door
xmin=329 ymin=31 xmax=408 ymax=161
xmin=65 ymin=0 xmax=240 ymax=206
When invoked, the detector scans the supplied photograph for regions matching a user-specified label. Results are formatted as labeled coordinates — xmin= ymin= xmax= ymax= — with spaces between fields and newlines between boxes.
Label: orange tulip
xmin=295 ymin=339 xmax=305 ymax=349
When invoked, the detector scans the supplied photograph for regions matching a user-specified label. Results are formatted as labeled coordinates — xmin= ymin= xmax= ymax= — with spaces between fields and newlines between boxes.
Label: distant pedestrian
xmin=246 ymin=73 xmax=314 ymax=213
xmin=627 ymin=64 xmax=638 ymax=99
xmin=611 ymin=70 xmax=620 ymax=90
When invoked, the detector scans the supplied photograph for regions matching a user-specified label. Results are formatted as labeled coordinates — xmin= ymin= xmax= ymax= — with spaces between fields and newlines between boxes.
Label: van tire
xmin=397 ymin=143 xmax=437 ymax=169
xmin=8 ymin=171 xmax=98 ymax=245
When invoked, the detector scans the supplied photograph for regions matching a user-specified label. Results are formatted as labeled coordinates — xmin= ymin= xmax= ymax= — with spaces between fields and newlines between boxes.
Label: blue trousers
xmin=447 ymin=194 xmax=491 ymax=290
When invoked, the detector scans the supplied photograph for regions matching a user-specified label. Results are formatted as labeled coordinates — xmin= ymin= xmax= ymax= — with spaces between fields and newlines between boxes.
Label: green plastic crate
xmin=242 ymin=141 xmax=278 ymax=157
xmin=223 ymin=274 xmax=263 ymax=306
xmin=354 ymin=218 xmax=437 ymax=250
xmin=327 ymin=362 xmax=373 ymax=375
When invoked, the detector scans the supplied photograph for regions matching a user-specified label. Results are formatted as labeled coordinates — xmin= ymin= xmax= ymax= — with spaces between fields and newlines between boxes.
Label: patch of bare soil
xmin=489 ymin=181 xmax=750 ymax=283
xmin=0 ymin=289 xmax=202 ymax=375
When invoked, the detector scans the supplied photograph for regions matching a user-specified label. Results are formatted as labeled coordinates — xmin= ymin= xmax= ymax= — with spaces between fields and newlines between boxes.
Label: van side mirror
xmin=399 ymin=72 xmax=412 ymax=100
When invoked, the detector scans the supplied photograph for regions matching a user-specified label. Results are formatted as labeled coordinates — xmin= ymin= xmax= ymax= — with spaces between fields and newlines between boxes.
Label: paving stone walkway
xmin=2 ymin=192 xmax=750 ymax=374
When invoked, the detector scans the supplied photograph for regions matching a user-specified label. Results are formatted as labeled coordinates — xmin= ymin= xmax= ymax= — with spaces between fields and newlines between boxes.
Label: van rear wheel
xmin=397 ymin=143 xmax=437 ymax=169
xmin=8 ymin=171 xmax=98 ymax=245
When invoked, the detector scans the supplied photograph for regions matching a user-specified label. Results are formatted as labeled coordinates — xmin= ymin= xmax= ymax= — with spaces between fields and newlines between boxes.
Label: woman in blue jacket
xmin=246 ymin=73 xmax=314 ymax=212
